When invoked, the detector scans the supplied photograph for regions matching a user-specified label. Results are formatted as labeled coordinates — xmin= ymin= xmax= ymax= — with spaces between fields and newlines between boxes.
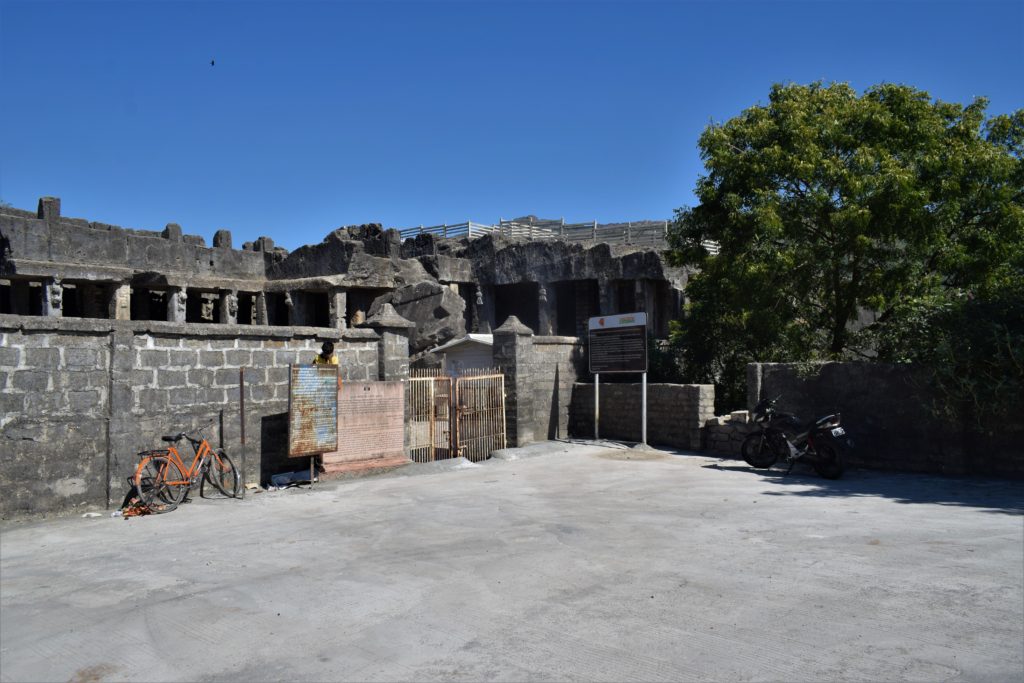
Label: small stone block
xmin=213 ymin=229 xmax=233 ymax=249
xmin=162 ymin=223 xmax=183 ymax=241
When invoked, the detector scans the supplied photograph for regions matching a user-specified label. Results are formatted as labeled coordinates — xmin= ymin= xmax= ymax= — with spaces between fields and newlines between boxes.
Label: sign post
xmin=588 ymin=313 xmax=649 ymax=445
xmin=288 ymin=364 xmax=340 ymax=489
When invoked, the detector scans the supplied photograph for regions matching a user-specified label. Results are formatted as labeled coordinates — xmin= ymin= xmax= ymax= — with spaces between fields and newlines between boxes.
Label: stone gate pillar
xmin=492 ymin=315 xmax=535 ymax=447
xmin=362 ymin=303 xmax=415 ymax=381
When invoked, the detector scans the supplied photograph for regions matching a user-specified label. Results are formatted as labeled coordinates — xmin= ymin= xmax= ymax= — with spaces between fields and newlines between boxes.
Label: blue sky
xmin=2 ymin=0 xmax=1022 ymax=251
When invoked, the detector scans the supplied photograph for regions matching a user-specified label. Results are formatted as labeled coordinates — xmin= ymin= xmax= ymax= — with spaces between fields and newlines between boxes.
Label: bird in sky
xmin=210 ymin=59 xmax=215 ymax=66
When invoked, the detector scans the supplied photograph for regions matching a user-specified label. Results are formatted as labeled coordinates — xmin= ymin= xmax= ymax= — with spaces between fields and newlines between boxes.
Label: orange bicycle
xmin=133 ymin=421 xmax=240 ymax=513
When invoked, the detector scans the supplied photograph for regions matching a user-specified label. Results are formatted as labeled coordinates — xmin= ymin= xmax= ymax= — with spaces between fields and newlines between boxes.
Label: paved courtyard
xmin=1 ymin=441 xmax=1022 ymax=682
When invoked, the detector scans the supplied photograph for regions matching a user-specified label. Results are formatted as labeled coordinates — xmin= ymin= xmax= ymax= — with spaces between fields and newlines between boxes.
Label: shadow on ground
xmin=704 ymin=459 xmax=1024 ymax=515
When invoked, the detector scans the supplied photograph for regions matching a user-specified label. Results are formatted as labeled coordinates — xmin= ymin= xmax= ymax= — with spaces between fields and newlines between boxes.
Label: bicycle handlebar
xmin=176 ymin=420 xmax=216 ymax=443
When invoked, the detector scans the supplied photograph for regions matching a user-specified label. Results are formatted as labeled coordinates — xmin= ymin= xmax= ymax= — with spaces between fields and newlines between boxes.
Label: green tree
xmin=669 ymin=82 xmax=1023 ymax=410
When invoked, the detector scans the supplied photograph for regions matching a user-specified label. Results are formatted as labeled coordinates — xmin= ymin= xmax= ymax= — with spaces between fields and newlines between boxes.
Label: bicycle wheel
xmin=134 ymin=455 xmax=186 ymax=512
xmin=205 ymin=449 xmax=240 ymax=498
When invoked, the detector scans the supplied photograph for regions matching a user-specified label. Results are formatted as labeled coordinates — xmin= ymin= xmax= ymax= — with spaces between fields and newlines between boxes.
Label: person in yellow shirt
xmin=313 ymin=341 xmax=338 ymax=366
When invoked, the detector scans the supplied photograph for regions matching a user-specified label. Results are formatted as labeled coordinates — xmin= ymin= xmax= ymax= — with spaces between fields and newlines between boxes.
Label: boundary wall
xmin=0 ymin=315 xmax=395 ymax=518
xmin=491 ymin=317 xmax=586 ymax=446
xmin=743 ymin=362 xmax=1024 ymax=477
xmin=569 ymin=383 xmax=714 ymax=450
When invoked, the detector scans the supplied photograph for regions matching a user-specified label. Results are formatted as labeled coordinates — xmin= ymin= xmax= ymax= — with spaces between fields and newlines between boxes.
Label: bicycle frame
xmin=132 ymin=423 xmax=239 ymax=512
xmin=165 ymin=437 xmax=216 ymax=483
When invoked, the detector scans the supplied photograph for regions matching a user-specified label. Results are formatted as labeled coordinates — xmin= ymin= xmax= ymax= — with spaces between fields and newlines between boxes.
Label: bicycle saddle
xmin=161 ymin=433 xmax=184 ymax=442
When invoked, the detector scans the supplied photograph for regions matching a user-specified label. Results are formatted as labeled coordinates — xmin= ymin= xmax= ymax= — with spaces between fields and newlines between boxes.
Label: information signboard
xmin=288 ymin=364 xmax=339 ymax=458
xmin=588 ymin=312 xmax=648 ymax=373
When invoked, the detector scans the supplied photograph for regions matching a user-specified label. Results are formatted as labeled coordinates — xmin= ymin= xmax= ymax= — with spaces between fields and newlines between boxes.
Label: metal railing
xmin=397 ymin=217 xmax=719 ymax=254
xmin=397 ymin=221 xmax=501 ymax=241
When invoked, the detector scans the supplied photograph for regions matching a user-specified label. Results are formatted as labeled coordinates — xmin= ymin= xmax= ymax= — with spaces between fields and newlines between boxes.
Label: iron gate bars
xmin=406 ymin=372 xmax=453 ymax=463
xmin=406 ymin=369 xmax=506 ymax=463
xmin=453 ymin=373 xmax=506 ymax=462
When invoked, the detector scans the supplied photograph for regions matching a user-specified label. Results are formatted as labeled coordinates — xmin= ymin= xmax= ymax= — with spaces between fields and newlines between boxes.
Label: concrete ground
xmin=1 ymin=441 xmax=1022 ymax=683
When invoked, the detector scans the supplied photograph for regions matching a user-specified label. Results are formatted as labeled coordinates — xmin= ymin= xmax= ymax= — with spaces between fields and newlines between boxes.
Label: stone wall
xmin=0 ymin=315 xmax=385 ymax=518
xmin=492 ymin=317 xmax=537 ymax=446
xmin=529 ymin=336 xmax=586 ymax=441
xmin=747 ymin=362 xmax=1024 ymax=477
xmin=491 ymin=319 xmax=585 ymax=446
xmin=1 ymin=200 xmax=267 ymax=281
xmin=569 ymin=383 xmax=715 ymax=450
xmin=704 ymin=411 xmax=758 ymax=455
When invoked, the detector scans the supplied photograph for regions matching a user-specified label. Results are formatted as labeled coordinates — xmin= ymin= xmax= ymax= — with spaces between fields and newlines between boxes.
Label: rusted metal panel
xmin=322 ymin=381 xmax=407 ymax=471
xmin=288 ymin=364 xmax=339 ymax=457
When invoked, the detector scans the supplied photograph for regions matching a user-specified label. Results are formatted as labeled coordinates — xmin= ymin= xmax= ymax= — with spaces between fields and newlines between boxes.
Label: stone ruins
xmin=0 ymin=196 xmax=695 ymax=517
xmin=0 ymin=197 xmax=689 ymax=356
xmin=2 ymin=197 xmax=1019 ymax=519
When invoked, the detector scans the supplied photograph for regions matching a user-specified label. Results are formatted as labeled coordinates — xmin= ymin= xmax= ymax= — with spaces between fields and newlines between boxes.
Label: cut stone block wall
xmin=0 ymin=324 xmax=111 ymax=518
xmin=0 ymin=315 xmax=381 ymax=518
xmin=569 ymin=383 xmax=715 ymax=450
xmin=491 ymin=317 xmax=585 ymax=447
xmin=529 ymin=337 xmax=586 ymax=441
xmin=1 ymin=212 xmax=266 ymax=280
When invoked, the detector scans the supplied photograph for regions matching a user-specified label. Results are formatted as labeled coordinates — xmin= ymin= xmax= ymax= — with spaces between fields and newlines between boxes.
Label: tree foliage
xmin=668 ymin=82 xmax=1023 ymax=412
xmin=873 ymin=283 xmax=1024 ymax=428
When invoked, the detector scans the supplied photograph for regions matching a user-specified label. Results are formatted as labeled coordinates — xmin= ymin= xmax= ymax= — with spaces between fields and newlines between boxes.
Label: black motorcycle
xmin=740 ymin=395 xmax=852 ymax=479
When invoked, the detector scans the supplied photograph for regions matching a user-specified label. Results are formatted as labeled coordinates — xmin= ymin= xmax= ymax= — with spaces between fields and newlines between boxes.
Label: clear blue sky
xmin=2 ymin=1 xmax=1021 ymax=251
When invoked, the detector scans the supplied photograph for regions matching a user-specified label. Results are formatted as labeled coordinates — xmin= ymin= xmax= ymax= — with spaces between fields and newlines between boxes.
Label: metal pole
xmin=239 ymin=368 xmax=246 ymax=496
xmin=594 ymin=373 xmax=600 ymax=440
xmin=641 ymin=372 xmax=647 ymax=446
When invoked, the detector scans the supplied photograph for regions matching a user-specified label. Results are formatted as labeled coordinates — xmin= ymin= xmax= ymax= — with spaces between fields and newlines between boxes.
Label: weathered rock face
xmin=459 ymin=234 xmax=684 ymax=286
xmin=370 ymin=281 xmax=466 ymax=354
xmin=0 ymin=211 xmax=266 ymax=282
xmin=337 ymin=224 xmax=403 ymax=257
xmin=268 ymin=224 xmax=428 ymax=288
xmin=1 ymin=198 xmax=688 ymax=340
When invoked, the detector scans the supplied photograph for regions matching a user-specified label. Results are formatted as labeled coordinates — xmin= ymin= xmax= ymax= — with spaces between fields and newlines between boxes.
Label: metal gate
xmin=406 ymin=368 xmax=506 ymax=463
xmin=406 ymin=371 xmax=454 ymax=462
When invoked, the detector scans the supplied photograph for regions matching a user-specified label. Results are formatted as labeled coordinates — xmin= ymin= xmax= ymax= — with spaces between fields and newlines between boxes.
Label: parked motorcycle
xmin=740 ymin=395 xmax=852 ymax=479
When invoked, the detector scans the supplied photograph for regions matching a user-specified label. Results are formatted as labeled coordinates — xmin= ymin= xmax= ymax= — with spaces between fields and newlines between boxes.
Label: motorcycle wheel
xmin=812 ymin=443 xmax=844 ymax=479
xmin=741 ymin=433 xmax=778 ymax=469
